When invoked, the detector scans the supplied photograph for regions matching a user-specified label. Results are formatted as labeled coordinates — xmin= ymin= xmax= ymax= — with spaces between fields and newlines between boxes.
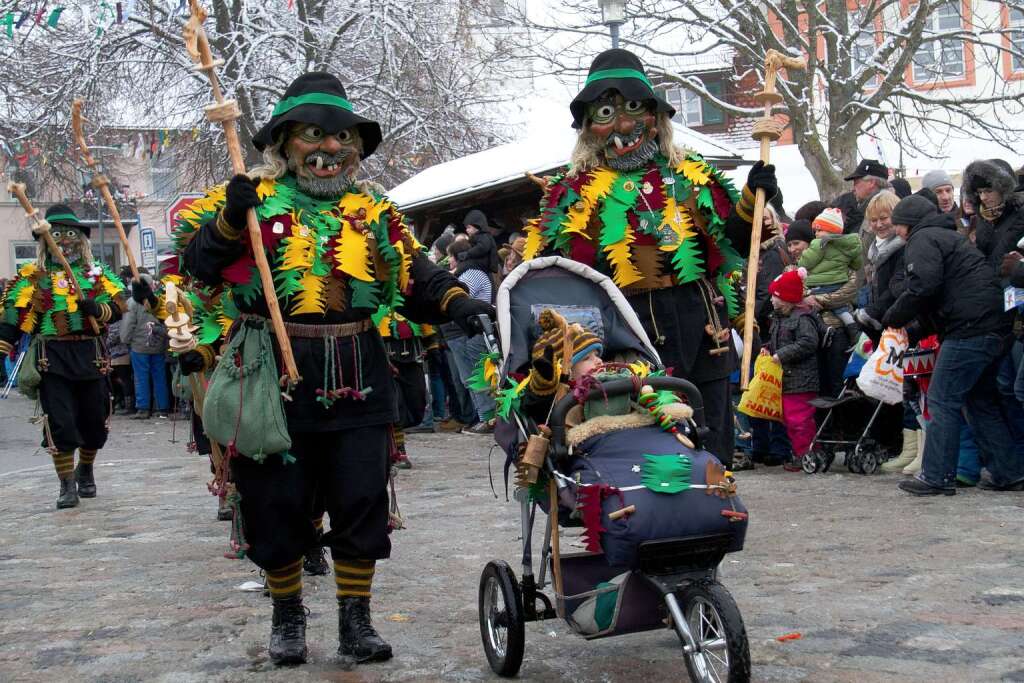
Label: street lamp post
xmin=599 ymin=0 xmax=626 ymax=49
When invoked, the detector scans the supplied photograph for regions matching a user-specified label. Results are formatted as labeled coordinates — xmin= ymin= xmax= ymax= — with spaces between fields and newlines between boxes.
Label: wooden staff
xmin=8 ymin=182 xmax=100 ymax=335
xmin=182 ymin=0 xmax=299 ymax=384
xmin=71 ymin=100 xmax=141 ymax=282
xmin=740 ymin=49 xmax=806 ymax=390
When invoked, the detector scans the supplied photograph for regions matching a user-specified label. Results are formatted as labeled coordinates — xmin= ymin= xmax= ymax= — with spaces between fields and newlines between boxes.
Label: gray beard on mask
xmin=605 ymin=137 xmax=659 ymax=171
xmin=288 ymin=151 xmax=355 ymax=198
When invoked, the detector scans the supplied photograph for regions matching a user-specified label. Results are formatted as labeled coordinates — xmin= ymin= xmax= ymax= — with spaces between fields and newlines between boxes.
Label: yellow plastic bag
xmin=738 ymin=355 xmax=784 ymax=422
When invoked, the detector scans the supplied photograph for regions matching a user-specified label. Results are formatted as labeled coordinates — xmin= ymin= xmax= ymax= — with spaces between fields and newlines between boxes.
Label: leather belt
xmin=283 ymin=319 xmax=373 ymax=338
xmin=621 ymin=274 xmax=677 ymax=298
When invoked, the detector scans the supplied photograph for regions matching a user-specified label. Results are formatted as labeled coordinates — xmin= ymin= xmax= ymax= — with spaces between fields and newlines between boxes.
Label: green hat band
xmin=272 ymin=92 xmax=353 ymax=117
xmin=584 ymin=68 xmax=653 ymax=89
xmin=47 ymin=213 xmax=80 ymax=223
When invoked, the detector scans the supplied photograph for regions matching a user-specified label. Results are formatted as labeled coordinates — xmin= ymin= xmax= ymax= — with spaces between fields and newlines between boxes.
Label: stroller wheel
xmin=861 ymin=450 xmax=880 ymax=475
xmin=800 ymin=452 xmax=819 ymax=474
xmin=821 ymin=448 xmax=836 ymax=473
xmin=479 ymin=561 xmax=525 ymax=677
xmin=676 ymin=580 xmax=751 ymax=683
xmin=847 ymin=451 xmax=863 ymax=474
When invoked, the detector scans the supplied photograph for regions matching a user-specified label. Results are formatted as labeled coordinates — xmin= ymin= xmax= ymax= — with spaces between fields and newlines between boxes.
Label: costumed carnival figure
xmin=523 ymin=49 xmax=778 ymax=464
xmin=0 ymin=205 xmax=126 ymax=508
xmin=155 ymin=267 xmax=238 ymax=521
xmin=175 ymin=72 xmax=492 ymax=666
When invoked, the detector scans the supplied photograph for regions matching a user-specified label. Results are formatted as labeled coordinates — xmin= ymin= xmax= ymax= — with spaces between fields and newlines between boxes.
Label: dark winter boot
xmin=338 ymin=596 xmax=393 ymax=663
xmin=268 ymin=596 xmax=307 ymax=665
xmin=303 ymin=547 xmax=329 ymax=576
xmin=74 ymin=463 xmax=97 ymax=498
xmin=56 ymin=476 xmax=79 ymax=509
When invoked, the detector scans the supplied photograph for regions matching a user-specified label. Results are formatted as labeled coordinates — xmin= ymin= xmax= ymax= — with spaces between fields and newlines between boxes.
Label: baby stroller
xmin=475 ymin=256 xmax=751 ymax=682
xmin=802 ymin=335 xmax=902 ymax=474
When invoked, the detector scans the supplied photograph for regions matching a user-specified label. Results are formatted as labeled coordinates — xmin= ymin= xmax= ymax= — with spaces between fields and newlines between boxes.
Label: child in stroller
xmin=476 ymin=256 xmax=751 ymax=682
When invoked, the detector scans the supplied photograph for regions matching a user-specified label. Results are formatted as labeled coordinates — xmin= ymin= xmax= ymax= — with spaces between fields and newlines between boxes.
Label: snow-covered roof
xmin=388 ymin=122 xmax=744 ymax=211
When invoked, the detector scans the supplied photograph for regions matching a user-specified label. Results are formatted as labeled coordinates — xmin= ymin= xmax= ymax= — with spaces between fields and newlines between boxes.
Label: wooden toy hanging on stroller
xmin=475 ymin=257 xmax=751 ymax=682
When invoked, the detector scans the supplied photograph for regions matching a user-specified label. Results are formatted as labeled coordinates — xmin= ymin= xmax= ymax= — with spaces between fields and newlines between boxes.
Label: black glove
xmin=746 ymin=160 xmax=778 ymax=200
xmin=880 ymin=309 xmax=898 ymax=330
xmin=222 ymin=174 xmax=261 ymax=231
xmin=177 ymin=350 xmax=206 ymax=376
xmin=79 ymin=298 xmax=101 ymax=320
xmin=131 ymin=278 xmax=153 ymax=304
xmin=532 ymin=345 xmax=557 ymax=383
xmin=446 ymin=295 xmax=495 ymax=337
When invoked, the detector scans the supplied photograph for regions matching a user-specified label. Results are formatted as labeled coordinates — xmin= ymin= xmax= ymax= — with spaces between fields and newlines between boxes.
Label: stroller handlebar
xmin=548 ymin=376 xmax=707 ymax=461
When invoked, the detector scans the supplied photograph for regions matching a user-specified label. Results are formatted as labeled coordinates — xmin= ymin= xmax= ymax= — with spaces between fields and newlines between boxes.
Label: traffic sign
xmin=164 ymin=193 xmax=204 ymax=236
xmin=140 ymin=227 xmax=157 ymax=272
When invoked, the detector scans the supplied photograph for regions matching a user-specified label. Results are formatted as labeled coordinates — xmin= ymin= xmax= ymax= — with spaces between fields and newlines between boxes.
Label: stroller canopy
xmin=497 ymin=256 xmax=661 ymax=377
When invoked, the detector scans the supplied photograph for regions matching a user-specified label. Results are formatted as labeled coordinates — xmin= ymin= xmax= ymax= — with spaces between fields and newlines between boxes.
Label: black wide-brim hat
xmin=253 ymin=72 xmax=382 ymax=159
xmin=570 ymin=49 xmax=675 ymax=129
xmin=42 ymin=204 xmax=89 ymax=238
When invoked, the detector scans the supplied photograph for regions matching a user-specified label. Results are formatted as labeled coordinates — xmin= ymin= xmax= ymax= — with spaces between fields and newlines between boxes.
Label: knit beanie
xmin=921 ymin=169 xmax=953 ymax=191
xmin=891 ymin=195 xmax=938 ymax=230
xmin=532 ymin=309 xmax=604 ymax=367
xmin=784 ymin=219 xmax=813 ymax=244
xmin=811 ymin=207 xmax=844 ymax=234
xmin=890 ymin=178 xmax=912 ymax=199
xmin=768 ymin=267 xmax=807 ymax=304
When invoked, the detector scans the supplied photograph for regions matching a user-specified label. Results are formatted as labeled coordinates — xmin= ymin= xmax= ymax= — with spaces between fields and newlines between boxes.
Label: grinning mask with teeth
xmin=284 ymin=122 xmax=362 ymax=198
xmin=585 ymin=91 xmax=659 ymax=171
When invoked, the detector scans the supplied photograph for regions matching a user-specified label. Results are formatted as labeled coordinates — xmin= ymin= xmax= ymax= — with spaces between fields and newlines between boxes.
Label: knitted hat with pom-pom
xmin=812 ymin=207 xmax=844 ymax=234
xmin=768 ymin=267 xmax=807 ymax=304
xmin=532 ymin=308 xmax=604 ymax=366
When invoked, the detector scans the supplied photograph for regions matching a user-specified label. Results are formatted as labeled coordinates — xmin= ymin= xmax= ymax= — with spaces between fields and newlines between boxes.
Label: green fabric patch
xmin=594 ymin=581 xmax=619 ymax=631
xmin=641 ymin=453 xmax=692 ymax=494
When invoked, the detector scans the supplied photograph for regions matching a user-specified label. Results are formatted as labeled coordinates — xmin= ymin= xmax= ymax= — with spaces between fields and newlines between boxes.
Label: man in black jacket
xmin=882 ymin=196 xmax=1024 ymax=495
xmin=963 ymin=158 xmax=1024 ymax=488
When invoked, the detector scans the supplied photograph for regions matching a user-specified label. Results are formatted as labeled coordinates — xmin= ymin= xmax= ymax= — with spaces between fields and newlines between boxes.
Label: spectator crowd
xmin=737 ymin=156 xmax=1024 ymax=496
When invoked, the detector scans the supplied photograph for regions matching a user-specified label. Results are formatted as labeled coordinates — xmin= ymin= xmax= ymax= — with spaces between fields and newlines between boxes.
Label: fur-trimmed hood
xmin=963 ymin=159 xmax=1019 ymax=206
xmin=567 ymin=402 xmax=694 ymax=448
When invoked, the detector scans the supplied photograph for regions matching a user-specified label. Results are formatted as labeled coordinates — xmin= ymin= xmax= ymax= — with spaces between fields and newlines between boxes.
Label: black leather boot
xmin=75 ymin=463 xmax=97 ymax=498
xmin=56 ymin=476 xmax=79 ymax=509
xmin=338 ymin=596 xmax=392 ymax=662
xmin=268 ymin=596 xmax=307 ymax=665
xmin=303 ymin=547 xmax=329 ymax=575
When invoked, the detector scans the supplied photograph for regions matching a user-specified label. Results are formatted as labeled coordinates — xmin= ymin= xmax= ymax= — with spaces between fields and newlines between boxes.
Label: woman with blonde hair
xmin=853 ymin=190 xmax=923 ymax=474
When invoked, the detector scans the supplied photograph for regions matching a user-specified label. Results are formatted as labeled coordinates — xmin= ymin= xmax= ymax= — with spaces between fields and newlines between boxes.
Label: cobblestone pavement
xmin=0 ymin=393 xmax=1022 ymax=682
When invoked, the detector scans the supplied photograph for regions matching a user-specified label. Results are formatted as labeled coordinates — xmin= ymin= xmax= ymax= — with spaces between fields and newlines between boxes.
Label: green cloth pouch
xmin=202 ymin=319 xmax=291 ymax=462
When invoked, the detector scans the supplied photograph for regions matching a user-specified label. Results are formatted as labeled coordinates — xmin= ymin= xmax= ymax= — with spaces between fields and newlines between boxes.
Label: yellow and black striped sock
xmin=394 ymin=428 xmax=406 ymax=455
xmin=51 ymin=451 xmax=75 ymax=478
xmin=334 ymin=559 xmax=374 ymax=599
xmin=78 ymin=448 xmax=98 ymax=466
xmin=265 ymin=559 xmax=303 ymax=600
xmin=312 ymin=515 xmax=325 ymax=534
